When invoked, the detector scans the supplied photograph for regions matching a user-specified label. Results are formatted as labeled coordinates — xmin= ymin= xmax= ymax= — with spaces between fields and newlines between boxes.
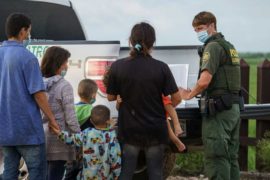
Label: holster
xmin=239 ymin=95 xmax=245 ymax=111
xmin=239 ymin=90 xmax=245 ymax=112
xmin=200 ymin=94 xmax=242 ymax=116
xmin=214 ymin=94 xmax=233 ymax=112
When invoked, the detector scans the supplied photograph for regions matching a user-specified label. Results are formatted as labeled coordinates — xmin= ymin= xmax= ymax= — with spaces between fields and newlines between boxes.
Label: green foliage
xmin=246 ymin=56 xmax=259 ymax=171
xmin=257 ymin=131 xmax=270 ymax=172
xmin=173 ymin=151 xmax=204 ymax=176
xmin=239 ymin=52 xmax=270 ymax=60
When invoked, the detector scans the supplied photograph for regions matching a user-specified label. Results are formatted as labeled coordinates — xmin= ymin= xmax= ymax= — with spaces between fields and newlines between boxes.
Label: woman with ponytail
xmin=106 ymin=22 xmax=182 ymax=180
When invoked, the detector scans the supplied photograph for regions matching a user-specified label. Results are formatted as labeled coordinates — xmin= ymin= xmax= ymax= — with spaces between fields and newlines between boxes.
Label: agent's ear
xmin=209 ymin=23 xmax=216 ymax=31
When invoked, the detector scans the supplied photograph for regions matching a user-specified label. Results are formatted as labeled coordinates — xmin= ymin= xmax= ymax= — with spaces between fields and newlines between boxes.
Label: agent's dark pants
xmin=202 ymin=104 xmax=240 ymax=180
xmin=119 ymin=144 xmax=165 ymax=180
xmin=2 ymin=144 xmax=46 ymax=180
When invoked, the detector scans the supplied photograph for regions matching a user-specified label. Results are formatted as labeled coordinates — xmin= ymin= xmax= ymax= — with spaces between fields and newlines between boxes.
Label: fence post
xmin=239 ymin=58 xmax=249 ymax=171
xmin=256 ymin=59 xmax=270 ymax=171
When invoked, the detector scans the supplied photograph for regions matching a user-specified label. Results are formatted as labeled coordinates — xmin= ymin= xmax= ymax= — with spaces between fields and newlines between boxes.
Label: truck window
xmin=0 ymin=0 xmax=86 ymax=41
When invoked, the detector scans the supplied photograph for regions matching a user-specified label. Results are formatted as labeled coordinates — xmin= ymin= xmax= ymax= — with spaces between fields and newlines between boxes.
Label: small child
xmin=76 ymin=79 xmax=98 ymax=130
xmin=163 ymin=96 xmax=186 ymax=152
xmin=50 ymin=105 xmax=121 ymax=180
xmin=64 ymin=79 xmax=98 ymax=179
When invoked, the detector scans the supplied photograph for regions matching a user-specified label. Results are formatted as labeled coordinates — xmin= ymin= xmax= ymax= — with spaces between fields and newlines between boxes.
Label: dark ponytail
xmin=129 ymin=22 xmax=156 ymax=58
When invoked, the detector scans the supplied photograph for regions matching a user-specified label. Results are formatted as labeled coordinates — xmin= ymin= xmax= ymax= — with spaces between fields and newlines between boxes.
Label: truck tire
xmin=0 ymin=158 xmax=28 ymax=180
xmin=18 ymin=159 xmax=28 ymax=180
xmin=133 ymin=147 xmax=175 ymax=180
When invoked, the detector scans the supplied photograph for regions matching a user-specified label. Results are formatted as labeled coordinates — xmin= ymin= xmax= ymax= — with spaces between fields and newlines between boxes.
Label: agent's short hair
xmin=78 ymin=79 xmax=98 ymax=100
xmin=5 ymin=13 xmax=31 ymax=38
xmin=192 ymin=11 xmax=217 ymax=30
xmin=41 ymin=46 xmax=70 ymax=78
xmin=91 ymin=105 xmax=110 ymax=126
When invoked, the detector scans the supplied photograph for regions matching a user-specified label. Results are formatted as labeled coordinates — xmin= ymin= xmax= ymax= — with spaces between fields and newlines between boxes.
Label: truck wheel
xmin=18 ymin=159 xmax=28 ymax=180
xmin=133 ymin=147 xmax=175 ymax=180
xmin=0 ymin=158 xmax=28 ymax=180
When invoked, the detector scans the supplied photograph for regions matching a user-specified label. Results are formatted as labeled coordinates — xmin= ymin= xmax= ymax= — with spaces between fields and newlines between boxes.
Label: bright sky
xmin=71 ymin=0 xmax=270 ymax=52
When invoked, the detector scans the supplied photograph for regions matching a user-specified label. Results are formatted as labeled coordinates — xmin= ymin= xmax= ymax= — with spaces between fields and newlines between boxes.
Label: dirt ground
xmin=167 ymin=172 xmax=270 ymax=180
xmin=167 ymin=175 xmax=208 ymax=180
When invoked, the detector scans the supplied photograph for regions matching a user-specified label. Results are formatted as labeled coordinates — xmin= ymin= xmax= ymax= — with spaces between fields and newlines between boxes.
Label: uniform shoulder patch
xmin=230 ymin=49 xmax=240 ymax=64
xmin=202 ymin=52 xmax=210 ymax=62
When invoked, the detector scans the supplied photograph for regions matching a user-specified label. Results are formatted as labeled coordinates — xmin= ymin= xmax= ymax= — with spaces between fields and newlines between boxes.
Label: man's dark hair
xmin=41 ymin=46 xmax=70 ymax=78
xmin=91 ymin=105 xmax=110 ymax=126
xmin=192 ymin=11 xmax=217 ymax=30
xmin=129 ymin=22 xmax=156 ymax=58
xmin=5 ymin=13 xmax=31 ymax=38
xmin=78 ymin=79 xmax=98 ymax=100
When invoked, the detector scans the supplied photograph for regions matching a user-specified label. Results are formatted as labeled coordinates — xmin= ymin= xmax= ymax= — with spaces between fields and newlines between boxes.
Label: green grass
xmin=246 ymin=58 xmax=258 ymax=171
xmin=174 ymin=151 xmax=204 ymax=176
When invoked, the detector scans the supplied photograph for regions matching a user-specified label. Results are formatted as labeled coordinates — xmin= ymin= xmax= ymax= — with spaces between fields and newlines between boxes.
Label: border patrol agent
xmin=179 ymin=11 xmax=242 ymax=180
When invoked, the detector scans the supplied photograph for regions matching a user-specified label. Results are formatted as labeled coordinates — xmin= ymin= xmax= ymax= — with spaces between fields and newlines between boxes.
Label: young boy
xmin=50 ymin=105 xmax=121 ymax=180
xmin=64 ymin=79 xmax=98 ymax=179
xmin=76 ymin=79 xmax=98 ymax=130
xmin=163 ymin=96 xmax=186 ymax=152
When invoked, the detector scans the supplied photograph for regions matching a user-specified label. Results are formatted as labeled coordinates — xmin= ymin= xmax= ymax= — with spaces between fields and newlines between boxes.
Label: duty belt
xmin=200 ymin=93 xmax=244 ymax=116
xmin=209 ymin=94 xmax=240 ymax=104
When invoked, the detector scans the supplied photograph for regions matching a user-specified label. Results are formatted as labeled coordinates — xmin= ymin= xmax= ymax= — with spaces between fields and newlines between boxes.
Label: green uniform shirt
xmin=201 ymin=41 xmax=227 ymax=75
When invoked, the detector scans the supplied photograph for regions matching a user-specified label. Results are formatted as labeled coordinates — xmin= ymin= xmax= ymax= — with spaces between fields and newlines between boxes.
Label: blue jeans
xmin=2 ymin=144 xmax=46 ymax=180
xmin=47 ymin=160 xmax=66 ymax=180
xmin=119 ymin=144 xmax=165 ymax=180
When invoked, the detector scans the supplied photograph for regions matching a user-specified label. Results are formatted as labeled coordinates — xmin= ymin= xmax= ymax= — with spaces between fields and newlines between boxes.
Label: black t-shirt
xmin=107 ymin=54 xmax=178 ymax=146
